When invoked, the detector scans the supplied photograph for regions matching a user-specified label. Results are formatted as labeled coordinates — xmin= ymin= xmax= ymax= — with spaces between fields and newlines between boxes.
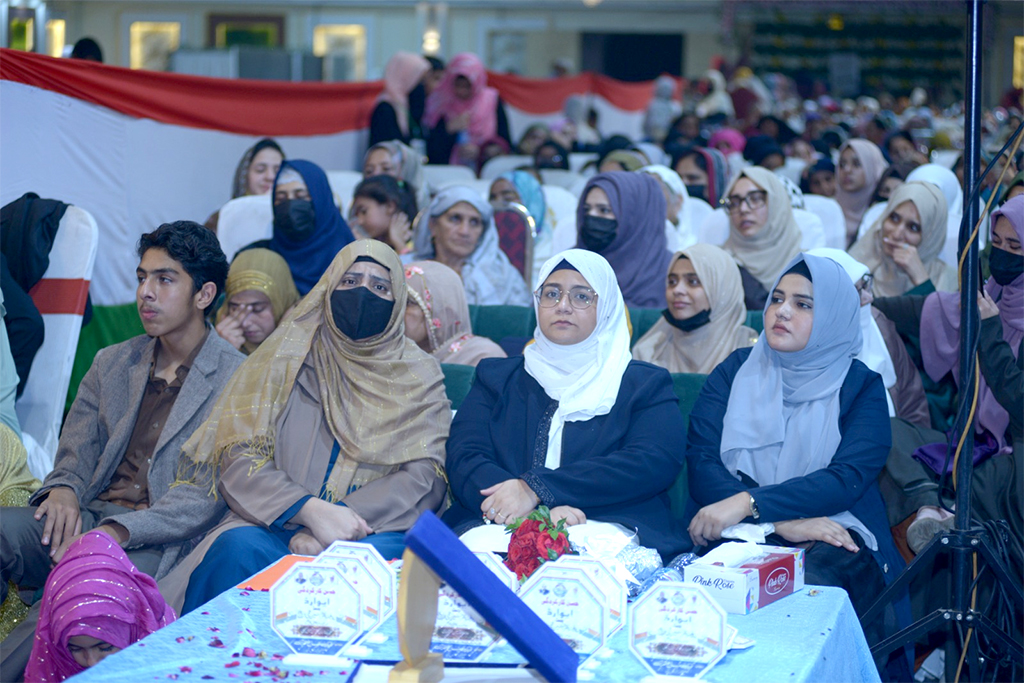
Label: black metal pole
xmin=952 ymin=0 xmax=983 ymax=618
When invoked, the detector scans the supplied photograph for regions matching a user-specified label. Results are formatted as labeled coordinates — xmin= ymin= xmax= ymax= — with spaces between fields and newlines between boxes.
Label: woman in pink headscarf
xmin=25 ymin=531 xmax=175 ymax=682
xmin=369 ymin=52 xmax=431 ymax=148
xmin=835 ymin=139 xmax=889 ymax=245
xmin=424 ymin=53 xmax=511 ymax=168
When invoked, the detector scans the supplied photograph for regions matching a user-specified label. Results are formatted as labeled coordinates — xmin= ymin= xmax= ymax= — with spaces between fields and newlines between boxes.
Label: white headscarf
xmin=906 ymin=163 xmax=966 ymax=267
xmin=720 ymin=253 xmax=877 ymax=551
xmin=411 ymin=186 xmax=531 ymax=306
xmin=523 ymin=249 xmax=632 ymax=469
xmin=807 ymin=248 xmax=897 ymax=417
xmin=641 ymin=164 xmax=699 ymax=250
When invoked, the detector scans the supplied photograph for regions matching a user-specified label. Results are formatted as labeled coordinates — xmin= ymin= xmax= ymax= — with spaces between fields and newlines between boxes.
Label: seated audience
xmin=534 ymin=139 xmax=570 ymax=171
xmin=215 ymin=248 xmax=299 ymax=355
xmin=410 ymin=187 xmax=530 ymax=306
xmin=516 ymin=124 xmax=550 ymax=157
xmin=168 ymin=241 xmax=449 ymax=614
xmin=205 ymin=139 xmax=284 ymax=233
xmin=424 ymin=53 xmax=511 ymax=167
xmin=369 ymin=52 xmax=431 ymax=148
xmin=443 ymin=249 xmax=690 ymax=560
xmin=349 ymin=175 xmax=417 ymax=253
xmin=742 ymin=134 xmax=785 ymax=171
xmin=564 ymin=96 xmax=601 ymax=151
xmin=800 ymin=157 xmax=836 ymax=197
xmin=906 ymin=163 xmax=968 ymax=267
xmin=422 ymin=55 xmax=446 ymax=96
xmin=598 ymin=149 xmax=647 ymax=173
xmin=632 ymin=244 xmax=756 ymax=374
xmin=488 ymin=171 xmax=552 ymax=283
xmin=576 ymin=172 xmax=671 ymax=309
xmin=849 ymin=182 xmax=956 ymax=296
xmin=807 ymin=248 xmax=930 ymax=427
xmin=672 ymin=146 xmax=729 ymax=207
xmin=664 ymin=112 xmax=706 ymax=151
xmin=685 ymin=253 xmax=909 ymax=673
xmin=643 ymin=76 xmax=681 ymax=144
xmin=246 ymin=160 xmax=355 ymax=296
xmin=0 ymin=222 xmax=244 ymax=681
xmin=404 ymin=261 xmax=506 ymax=366
xmin=640 ymin=165 xmax=704 ymax=252
xmin=363 ymin=140 xmax=430 ymax=216
xmin=875 ymin=196 xmax=1022 ymax=551
xmin=25 ymin=531 xmax=175 ymax=682
xmin=720 ymin=167 xmax=803 ymax=310
xmin=836 ymin=139 xmax=889 ymax=245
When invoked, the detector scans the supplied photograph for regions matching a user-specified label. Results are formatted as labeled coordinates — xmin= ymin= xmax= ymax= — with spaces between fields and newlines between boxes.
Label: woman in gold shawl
xmin=404 ymin=261 xmax=506 ymax=366
xmin=214 ymin=249 xmax=300 ymax=354
xmin=164 ymin=240 xmax=451 ymax=615
xmin=848 ymin=181 xmax=957 ymax=297
xmin=632 ymin=244 xmax=757 ymax=374
xmin=720 ymin=166 xmax=803 ymax=310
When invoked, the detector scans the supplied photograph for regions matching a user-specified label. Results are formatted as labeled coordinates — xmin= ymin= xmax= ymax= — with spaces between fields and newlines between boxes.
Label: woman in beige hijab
xmin=215 ymin=249 xmax=300 ymax=354
xmin=404 ymin=261 xmax=506 ymax=366
xmin=633 ymin=244 xmax=756 ymax=374
xmin=849 ymin=181 xmax=957 ymax=297
xmin=721 ymin=166 xmax=803 ymax=309
xmin=161 ymin=240 xmax=451 ymax=615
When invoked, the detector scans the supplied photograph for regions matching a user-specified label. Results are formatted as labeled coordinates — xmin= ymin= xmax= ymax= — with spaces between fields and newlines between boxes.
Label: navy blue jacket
xmin=444 ymin=357 xmax=691 ymax=559
xmin=685 ymin=347 xmax=906 ymax=584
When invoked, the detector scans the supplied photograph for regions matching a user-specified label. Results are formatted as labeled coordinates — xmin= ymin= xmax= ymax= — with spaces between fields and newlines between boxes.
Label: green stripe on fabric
xmin=66 ymin=303 xmax=145 ymax=411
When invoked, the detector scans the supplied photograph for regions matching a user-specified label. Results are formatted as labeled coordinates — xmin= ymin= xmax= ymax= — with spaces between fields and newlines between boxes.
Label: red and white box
xmin=682 ymin=545 xmax=805 ymax=614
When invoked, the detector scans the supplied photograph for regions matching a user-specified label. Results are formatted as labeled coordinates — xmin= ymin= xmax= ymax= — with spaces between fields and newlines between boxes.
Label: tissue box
xmin=682 ymin=545 xmax=804 ymax=614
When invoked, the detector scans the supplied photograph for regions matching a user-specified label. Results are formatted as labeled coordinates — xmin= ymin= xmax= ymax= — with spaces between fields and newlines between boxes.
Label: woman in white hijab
xmin=443 ymin=249 xmax=690 ymax=560
xmin=640 ymin=165 xmax=714 ymax=253
xmin=409 ymin=186 xmax=531 ymax=306
xmin=807 ymin=248 xmax=931 ymax=428
xmin=905 ymin=163 xmax=976 ymax=268
xmin=684 ymin=253 xmax=911 ymax=667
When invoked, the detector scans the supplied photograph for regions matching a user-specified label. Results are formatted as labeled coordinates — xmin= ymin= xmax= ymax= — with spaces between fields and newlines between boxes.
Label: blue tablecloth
xmin=72 ymin=585 xmax=879 ymax=683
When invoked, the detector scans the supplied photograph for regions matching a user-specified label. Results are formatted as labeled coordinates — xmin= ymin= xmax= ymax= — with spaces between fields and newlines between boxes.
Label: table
xmin=73 ymin=583 xmax=879 ymax=683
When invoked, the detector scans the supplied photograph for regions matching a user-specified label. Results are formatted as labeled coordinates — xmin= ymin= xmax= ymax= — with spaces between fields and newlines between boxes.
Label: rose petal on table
xmin=225 ymin=660 xmax=240 ymax=668
xmin=242 ymin=647 xmax=258 ymax=657
xmin=180 ymin=666 xmax=192 ymax=673
xmin=209 ymin=637 xmax=225 ymax=648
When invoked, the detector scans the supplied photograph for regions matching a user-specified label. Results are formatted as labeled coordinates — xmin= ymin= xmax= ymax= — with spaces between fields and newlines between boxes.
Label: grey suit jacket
xmin=30 ymin=330 xmax=245 ymax=579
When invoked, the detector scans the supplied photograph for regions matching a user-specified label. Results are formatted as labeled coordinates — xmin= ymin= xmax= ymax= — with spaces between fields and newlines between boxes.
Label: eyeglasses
xmin=855 ymin=273 xmax=874 ymax=293
xmin=721 ymin=190 xmax=768 ymax=214
xmin=535 ymin=284 xmax=598 ymax=310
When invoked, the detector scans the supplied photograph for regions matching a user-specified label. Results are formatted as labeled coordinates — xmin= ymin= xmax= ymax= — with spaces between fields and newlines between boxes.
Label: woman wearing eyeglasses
xmin=443 ymin=249 xmax=690 ymax=560
xmin=720 ymin=167 xmax=802 ymax=310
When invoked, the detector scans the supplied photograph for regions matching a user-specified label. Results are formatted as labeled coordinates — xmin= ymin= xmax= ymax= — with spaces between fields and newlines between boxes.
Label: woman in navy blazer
xmin=443 ymin=249 xmax=690 ymax=560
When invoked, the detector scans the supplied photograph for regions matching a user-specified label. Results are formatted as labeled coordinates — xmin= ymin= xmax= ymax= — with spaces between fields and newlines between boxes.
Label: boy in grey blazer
xmin=1 ymin=221 xmax=245 ymax=680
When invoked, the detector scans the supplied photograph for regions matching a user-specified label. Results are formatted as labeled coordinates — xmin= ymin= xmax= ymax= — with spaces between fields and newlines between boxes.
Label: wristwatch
xmin=748 ymin=492 xmax=760 ymax=521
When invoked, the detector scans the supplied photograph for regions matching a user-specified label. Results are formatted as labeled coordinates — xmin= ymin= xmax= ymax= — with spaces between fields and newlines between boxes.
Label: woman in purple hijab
xmin=874 ymin=195 xmax=1023 ymax=553
xmin=576 ymin=172 xmax=672 ymax=308
xmin=26 ymin=531 xmax=175 ymax=681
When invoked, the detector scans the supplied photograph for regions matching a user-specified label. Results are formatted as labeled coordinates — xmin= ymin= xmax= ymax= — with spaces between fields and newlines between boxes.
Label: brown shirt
xmin=98 ymin=332 xmax=207 ymax=510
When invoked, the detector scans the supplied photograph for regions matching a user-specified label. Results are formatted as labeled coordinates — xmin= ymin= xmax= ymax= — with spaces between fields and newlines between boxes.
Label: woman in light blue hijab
xmin=683 ymin=253 xmax=912 ymax=677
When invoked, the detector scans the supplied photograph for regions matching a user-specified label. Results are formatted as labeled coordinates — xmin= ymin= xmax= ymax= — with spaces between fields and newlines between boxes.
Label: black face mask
xmin=330 ymin=288 xmax=394 ymax=341
xmin=989 ymin=246 xmax=1024 ymax=286
xmin=274 ymin=199 xmax=317 ymax=242
xmin=580 ymin=215 xmax=618 ymax=252
xmin=662 ymin=307 xmax=712 ymax=333
xmin=685 ymin=184 xmax=707 ymax=203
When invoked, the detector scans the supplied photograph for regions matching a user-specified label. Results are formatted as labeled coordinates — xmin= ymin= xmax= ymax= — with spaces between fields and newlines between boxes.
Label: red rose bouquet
xmin=503 ymin=506 xmax=571 ymax=582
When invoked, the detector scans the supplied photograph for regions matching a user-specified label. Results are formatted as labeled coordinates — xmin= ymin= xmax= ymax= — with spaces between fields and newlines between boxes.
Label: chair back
xmin=326 ymin=170 xmax=364 ymax=215
xmin=217 ymin=195 xmax=273 ymax=262
xmin=541 ymin=185 xmax=579 ymax=230
xmin=801 ymin=194 xmax=846 ymax=250
xmin=493 ymin=203 xmax=536 ymax=289
xmin=440 ymin=363 xmax=476 ymax=411
xmin=538 ymin=169 xmax=584 ymax=190
xmin=16 ymin=205 xmax=98 ymax=480
xmin=479 ymin=155 xmax=533 ymax=180
xmin=422 ymin=165 xmax=477 ymax=193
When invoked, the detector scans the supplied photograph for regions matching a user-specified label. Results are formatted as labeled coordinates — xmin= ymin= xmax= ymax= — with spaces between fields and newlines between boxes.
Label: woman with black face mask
xmin=575 ymin=172 xmax=672 ymax=308
xmin=241 ymin=160 xmax=354 ymax=295
xmin=632 ymin=244 xmax=757 ymax=374
xmin=873 ymin=195 xmax=1024 ymax=555
xmin=159 ymin=240 xmax=451 ymax=616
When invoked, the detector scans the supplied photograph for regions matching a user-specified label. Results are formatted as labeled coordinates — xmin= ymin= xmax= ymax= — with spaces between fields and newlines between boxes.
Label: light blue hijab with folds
xmin=498 ymin=170 xmax=547 ymax=235
xmin=719 ymin=253 xmax=878 ymax=550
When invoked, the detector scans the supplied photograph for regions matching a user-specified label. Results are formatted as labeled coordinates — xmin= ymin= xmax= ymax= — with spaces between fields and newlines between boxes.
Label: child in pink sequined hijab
xmin=25 ymin=531 xmax=175 ymax=682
